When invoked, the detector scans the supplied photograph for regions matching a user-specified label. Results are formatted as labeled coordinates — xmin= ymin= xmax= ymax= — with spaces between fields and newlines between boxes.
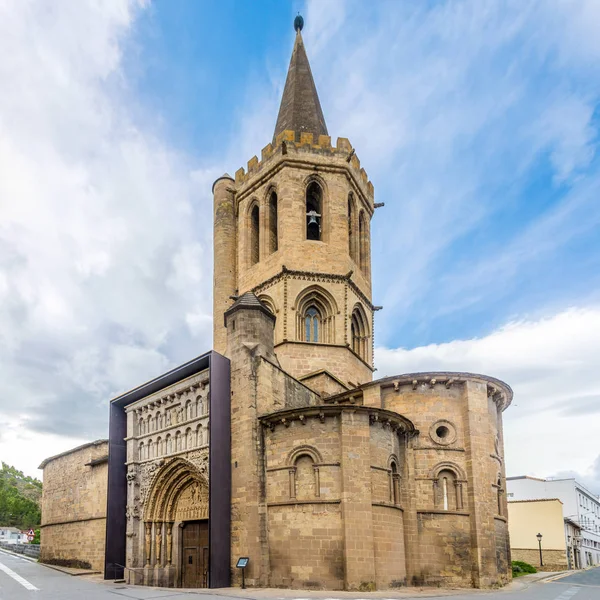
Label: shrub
xmin=512 ymin=560 xmax=537 ymax=576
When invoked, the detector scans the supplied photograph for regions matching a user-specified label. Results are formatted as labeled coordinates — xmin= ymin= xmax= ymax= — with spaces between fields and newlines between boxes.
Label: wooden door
xmin=182 ymin=521 xmax=209 ymax=588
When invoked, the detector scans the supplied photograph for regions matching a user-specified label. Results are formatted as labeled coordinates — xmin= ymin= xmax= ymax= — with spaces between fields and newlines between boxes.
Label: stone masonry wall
xmin=416 ymin=513 xmax=472 ymax=586
xmin=512 ymin=548 xmax=567 ymax=571
xmin=41 ymin=519 xmax=106 ymax=571
xmin=40 ymin=440 xmax=108 ymax=572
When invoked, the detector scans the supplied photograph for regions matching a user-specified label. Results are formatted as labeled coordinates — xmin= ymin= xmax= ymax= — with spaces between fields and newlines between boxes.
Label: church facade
xmin=43 ymin=19 xmax=513 ymax=591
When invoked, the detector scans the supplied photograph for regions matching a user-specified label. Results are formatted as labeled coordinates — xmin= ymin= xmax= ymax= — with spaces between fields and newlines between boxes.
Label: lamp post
xmin=536 ymin=533 xmax=543 ymax=567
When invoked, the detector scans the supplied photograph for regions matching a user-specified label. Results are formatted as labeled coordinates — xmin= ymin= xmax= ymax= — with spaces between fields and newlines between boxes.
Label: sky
xmin=0 ymin=0 xmax=599 ymax=494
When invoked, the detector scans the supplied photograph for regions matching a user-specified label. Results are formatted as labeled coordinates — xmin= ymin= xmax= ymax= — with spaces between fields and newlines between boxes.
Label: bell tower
xmin=213 ymin=17 xmax=376 ymax=395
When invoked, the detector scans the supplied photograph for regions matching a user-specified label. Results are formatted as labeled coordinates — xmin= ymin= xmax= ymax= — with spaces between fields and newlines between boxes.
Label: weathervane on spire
xmin=294 ymin=13 xmax=304 ymax=32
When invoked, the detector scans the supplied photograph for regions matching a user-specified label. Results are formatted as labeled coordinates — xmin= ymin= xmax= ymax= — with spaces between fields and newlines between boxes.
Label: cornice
xmin=259 ymin=404 xmax=418 ymax=436
xmin=249 ymin=266 xmax=374 ymax=313
xmin=328 ymin=372 xmax=513 ymax=411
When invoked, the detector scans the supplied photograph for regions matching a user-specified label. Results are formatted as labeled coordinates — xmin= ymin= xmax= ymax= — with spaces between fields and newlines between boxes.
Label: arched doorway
xmin=143 ymin=457 xmax=210 ymax=588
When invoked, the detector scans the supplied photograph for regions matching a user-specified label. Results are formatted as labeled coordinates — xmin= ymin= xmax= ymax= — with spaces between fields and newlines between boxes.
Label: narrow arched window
xmin=156 ymin=437 xmax=162 ymax=457
xmin=139 ymin=442 xmax=144 ymax=460
xmin=348 ymin=194 xmax=355 ymax=260
xmin=306 ymin=182 xmax=322 ymax=241
xmin=268 ymin=191 xmax=278 ymax=253
xmin=351 ymin=305 xmax=369 ymax=361
xmin=351 ymin=319 xmax=359 ymax=355
xmin=250 ymin=203 xmax=260 ymax=265
xmin=442 ymin=476 xmax=449 ymax=510
xmin=435 ymin=469 xmax=462 ymax=511
xmin=305 ymin=306 xmax=321 ymax=342
xmin=497 ymin=477 xmax=503 ymax=516
xmin=390 ymin=461 xmax=400 ymax=505
xmin=359 ymin=211 xmax=368 ymax=274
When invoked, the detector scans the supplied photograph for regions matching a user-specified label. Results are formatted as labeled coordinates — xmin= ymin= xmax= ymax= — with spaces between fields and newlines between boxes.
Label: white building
xmin=0 ymin=527 xmax=22 ymax=544
xmin=507 ymin=476 xmax=600 ymax=567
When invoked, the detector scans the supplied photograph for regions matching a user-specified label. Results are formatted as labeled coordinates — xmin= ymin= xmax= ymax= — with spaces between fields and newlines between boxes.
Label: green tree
xmin=0 ymin=463 xmax=42 ymax=529
xmin=32 ymin=529 xmax=41 ymax=544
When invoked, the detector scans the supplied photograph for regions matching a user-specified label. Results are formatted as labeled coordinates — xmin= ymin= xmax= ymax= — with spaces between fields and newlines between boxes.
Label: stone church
xmin=40 ymin=18 xmax=513 ymax=591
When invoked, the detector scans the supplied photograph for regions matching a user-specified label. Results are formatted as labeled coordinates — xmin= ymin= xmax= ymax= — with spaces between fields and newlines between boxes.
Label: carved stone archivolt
xmin=143 ymin=456 xmax=209 ymax=523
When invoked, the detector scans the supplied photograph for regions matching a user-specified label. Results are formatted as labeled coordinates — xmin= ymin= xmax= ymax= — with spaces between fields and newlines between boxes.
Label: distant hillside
xmin=0 ymin=462 xmax=42 ymax=529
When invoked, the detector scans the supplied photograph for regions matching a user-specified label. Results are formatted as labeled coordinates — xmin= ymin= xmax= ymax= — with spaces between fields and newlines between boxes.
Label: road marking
xmin=554 ymin=587 xmax=581 ymax=600
xmin=0 ymin=560 xmax=39 ymax=591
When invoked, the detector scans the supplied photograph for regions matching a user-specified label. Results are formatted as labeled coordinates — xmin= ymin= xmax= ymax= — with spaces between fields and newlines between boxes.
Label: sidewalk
xmin=99 ymin=580 xmax=480 ymax=598
xmin=95 ymin=571 xmax=571 ymax=599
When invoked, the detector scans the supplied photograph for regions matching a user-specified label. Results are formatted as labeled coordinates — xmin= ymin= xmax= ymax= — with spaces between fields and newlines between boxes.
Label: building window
xmin=351 ymin=304 xmax=369 ymax=361
xmin=306 ymin=181 xmax=322 ymax=241
xmin=250 ymin=203 xmax=260 ymax=265
xmin=390 ymin=461 xmax=400 ymax=505
xmin=258 ymin=295 xmax=276 ymax=318
xmin=358 ymin=210 xmax=369 ymax=276
xmin=497 ymin=477 xmax=503 ymax=516
xmin=288 ymin=448 xmax=321 ymax=500
xmin=348 ymin=193 xmax=356 ymax=261
xmin=434 ymin=468 xmax=464 ymax=511
xmin=305 ymin=306 xmax=320 ymax=342
xmin=295 ymin=285 xmax=336 ymax=344
xmin=268 ymin=191 xmax=278 ymax=254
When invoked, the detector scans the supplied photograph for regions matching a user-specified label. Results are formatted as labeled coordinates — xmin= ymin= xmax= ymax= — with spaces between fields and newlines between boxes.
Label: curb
xmin=0 ymin=547 xmax=39 ymax=563
xmin=38 ymin=562 xmax=101 ymax=577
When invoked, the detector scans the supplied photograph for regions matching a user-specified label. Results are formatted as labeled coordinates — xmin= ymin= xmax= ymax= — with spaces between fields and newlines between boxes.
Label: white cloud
xmin=1 ymin=0 xmax=600 ymax=488
xmin=0 ymin=0 xmax=217 ymax=473
xmin=303 ymin=0 xmax=600 ymax=336
xmin=376 ymin=307 xmax=600 ymax=494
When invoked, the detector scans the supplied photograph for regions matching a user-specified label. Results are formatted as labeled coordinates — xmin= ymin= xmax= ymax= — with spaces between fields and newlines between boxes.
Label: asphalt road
xmin=1 ymin=549 xmax=600 ymax=600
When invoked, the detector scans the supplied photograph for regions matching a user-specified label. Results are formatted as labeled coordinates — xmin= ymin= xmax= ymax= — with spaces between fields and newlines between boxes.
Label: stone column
xmin=463 ymin=380 xmax=502 ymax=587
xmin=401 ymin=435 xmax=419 ymax=586
xmin=144 ymin=522 xmax=152 ymax=566
xmin=212 ymin=175 xmax=236 ymax=354
xmin=155 ymin=522 xmax=163 ymax=566
xmin=340 ymin=410 xmax=375 ymax=590
xmin=166 ymin=522 xmax=174 ymax=565
xmin=226 ymin=299 xmax=277 ymax=587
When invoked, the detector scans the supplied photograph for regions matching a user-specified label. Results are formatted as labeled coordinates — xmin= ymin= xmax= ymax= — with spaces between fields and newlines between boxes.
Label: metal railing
xmin=106 ymin=563 xmax=146 ymax=585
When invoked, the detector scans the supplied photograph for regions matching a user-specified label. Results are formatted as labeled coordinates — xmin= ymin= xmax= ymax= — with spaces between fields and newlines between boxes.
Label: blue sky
xmin=0 ymin=0 xmax=599 ymax=489
xmin=122 ymin=0 xmax=600 ymax=348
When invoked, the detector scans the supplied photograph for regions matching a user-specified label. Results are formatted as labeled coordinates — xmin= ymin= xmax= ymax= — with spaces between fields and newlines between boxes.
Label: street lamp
xmin=536 ymin=533 xmax=543 ymax=567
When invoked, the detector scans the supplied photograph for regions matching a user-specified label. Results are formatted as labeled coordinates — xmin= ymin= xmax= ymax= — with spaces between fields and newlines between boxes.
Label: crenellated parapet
xmin=234 ymin=129 xmax=375 ymax=206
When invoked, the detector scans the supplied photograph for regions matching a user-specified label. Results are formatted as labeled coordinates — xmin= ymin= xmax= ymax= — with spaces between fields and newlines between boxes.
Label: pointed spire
xmin=273 ymin=17 xmax=328 ymax=142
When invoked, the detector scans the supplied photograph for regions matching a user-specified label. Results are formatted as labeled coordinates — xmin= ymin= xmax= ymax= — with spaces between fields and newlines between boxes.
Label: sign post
xmin=236 ymin=557 xmax=249 ymax=589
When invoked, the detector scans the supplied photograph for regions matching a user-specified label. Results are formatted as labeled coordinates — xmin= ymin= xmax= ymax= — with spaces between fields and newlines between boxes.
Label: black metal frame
xmin=104 ymin=351 xmax=231 ymax=588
